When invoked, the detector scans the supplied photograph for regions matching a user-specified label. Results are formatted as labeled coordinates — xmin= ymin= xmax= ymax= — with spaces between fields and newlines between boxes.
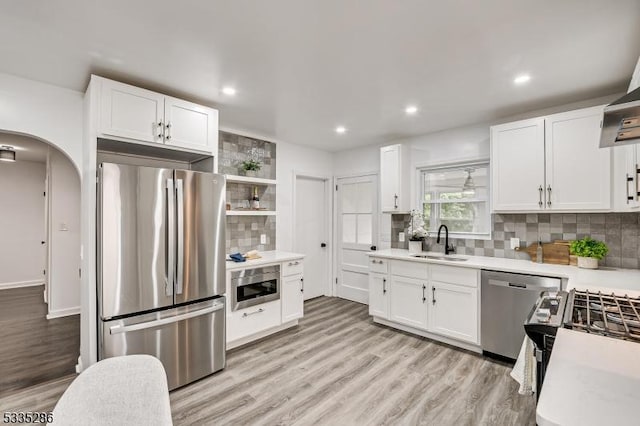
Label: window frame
xmin=417 ymin=160 xmax=492 ymax=240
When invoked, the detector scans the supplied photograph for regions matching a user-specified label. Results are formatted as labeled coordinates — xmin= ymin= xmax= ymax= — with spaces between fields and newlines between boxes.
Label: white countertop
xmin=226 ymin=250 xmax=305 ymax=271
xmin=537 ymin=328 xmax=640 ymax=426
xmin=370 ymin=249 xmax=640 ymax=296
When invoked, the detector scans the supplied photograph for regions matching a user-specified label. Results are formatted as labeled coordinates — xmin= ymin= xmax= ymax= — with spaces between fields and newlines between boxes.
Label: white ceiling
xmin=0 ymin=1 xmax=639 ymax=151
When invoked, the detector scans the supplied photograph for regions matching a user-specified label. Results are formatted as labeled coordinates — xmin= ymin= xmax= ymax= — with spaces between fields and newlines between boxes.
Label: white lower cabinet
xmin=368 ymin=258 xmax=480 ymax=350
xmin=282 ymin=274 xmax=304 ymax=322
xmin=429 ymin=281 xmax=478 ymax=344
xmin=228 ymin=300 xmax=282 ymax=342
xmin=389 ymin=276 xmax=428 ymax=330
xmin=368 ymin=273 xmax=389 ymax=319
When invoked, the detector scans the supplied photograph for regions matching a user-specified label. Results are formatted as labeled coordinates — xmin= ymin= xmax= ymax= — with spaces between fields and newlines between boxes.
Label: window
xmin=419 ymin=162 xmax=490 ymax=238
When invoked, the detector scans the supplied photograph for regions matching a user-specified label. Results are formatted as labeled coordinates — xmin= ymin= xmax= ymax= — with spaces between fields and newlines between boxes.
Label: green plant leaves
xmin=569 ymin=237 xmax=608 ymax=260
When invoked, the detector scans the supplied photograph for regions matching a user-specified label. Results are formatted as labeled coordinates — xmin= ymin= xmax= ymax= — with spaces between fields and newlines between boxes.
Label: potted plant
xmin=569 ymin=237 xmax=608 ymax=269
xmin=407 ymin=210 xmax=428 ymax=254
xmin=241 ymin=159 xmax=262 ymax=177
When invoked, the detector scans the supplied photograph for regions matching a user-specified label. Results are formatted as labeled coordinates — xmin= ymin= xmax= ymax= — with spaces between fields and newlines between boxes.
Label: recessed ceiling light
xmin=222 ymin=86 xmax=236 ymax=96
xmin=0 ymin=145 xmax=16 ymax=162
xmin=514 ymin=74 xmax=531 ymax=85
xmin=405 ymin=105 xmax=418 ymax=115
xmin=335 ymin=126 xmax=347 ymax=134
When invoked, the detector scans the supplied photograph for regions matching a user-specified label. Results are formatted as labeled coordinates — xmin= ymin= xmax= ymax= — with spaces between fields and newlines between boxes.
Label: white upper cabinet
xmin=491 ymin=118 xmax=546 ymax=211
xmin=545 ymin=106 xmax=610 ymax=210
xmin=612 ymin=144 xmax=640 ymax=211
xmin=98 ymin=77 xmax=218 ymax=154
xmin=100 ymin=79 xmax=165 ymax=144
xmin=164 ymin=96 xmax=218 ymax=152
xmin=491 ymin=105 xmax=610 ymax=212
xmin=380 ymin=144 xmax=410 ymax=212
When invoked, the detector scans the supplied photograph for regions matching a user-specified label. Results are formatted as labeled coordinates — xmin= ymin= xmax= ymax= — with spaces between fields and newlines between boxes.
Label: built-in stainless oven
xmin=231 ymin=265 xmax=280 ymax=311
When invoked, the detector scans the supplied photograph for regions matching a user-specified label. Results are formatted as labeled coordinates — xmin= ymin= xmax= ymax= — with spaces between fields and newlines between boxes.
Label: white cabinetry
xmin=613 ymin=145 xmax=640 ymax=211
xmin=98 ymin=77 xmax=218 ymax=154
xmin=545 ymin=107 xmax=610 ymax=210
xmin=429 ymin=281 xmax=478 ymax=344
xmin=368 ymin=257 xmax=480 ymax=350
xmin=380 ymin=144 xmax=410 ymax=212
xmin=389 ymin=276 xmax=428 ymax=329
xmin=282 ymin=273 xmax=304 ymax=322
xmin=491 ymin=105 xmax=610 ymax=212
xmin=100 ymin=79 xmax=165 ymax=144
xmin=368 ymin=273 xmax=389 ymax=319
xmin=491 ymin=118 xmax=545 ymax=211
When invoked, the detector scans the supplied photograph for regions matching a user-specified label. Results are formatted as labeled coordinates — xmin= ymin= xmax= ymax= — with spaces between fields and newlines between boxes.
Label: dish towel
xmin=510 ymin=336 xmax=537 ymax=395
xmin=229 ymin=253 xmax=246 ymax=262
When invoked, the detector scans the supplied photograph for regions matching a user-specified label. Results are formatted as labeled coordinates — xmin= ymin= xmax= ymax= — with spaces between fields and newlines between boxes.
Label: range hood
xmin=599 ymin=86 xmax=640 ymax=148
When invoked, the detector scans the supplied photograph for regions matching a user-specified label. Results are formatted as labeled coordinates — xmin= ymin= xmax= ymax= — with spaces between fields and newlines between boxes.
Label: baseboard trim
xmin=227 ymin=319 xmax=299 ymax=350
xmin=0 ymin=280 xmax=44 ymax=290
xmin=373 ymin=317 xmax=482 ymax=354
xmin=47 ymin=306 xmax=81 ymax=319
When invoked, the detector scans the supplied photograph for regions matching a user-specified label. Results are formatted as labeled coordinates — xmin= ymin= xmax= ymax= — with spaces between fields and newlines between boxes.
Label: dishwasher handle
xmin=486 ymin=278 xmax=559 ymax=291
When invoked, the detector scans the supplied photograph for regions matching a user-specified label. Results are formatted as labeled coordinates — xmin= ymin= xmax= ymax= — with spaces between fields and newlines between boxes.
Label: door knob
xmin=321 ymin=243 xmax=327 ymax=248
xmin=370 ymin=245 xmax=377 ymax=251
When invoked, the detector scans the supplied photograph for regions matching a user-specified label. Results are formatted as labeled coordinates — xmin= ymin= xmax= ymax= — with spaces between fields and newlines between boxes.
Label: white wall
xmin=275 ymin=141 xmax=334 ymax=252
xmin=0 ymin=161 xmax=46 ymax=288
xmin=0 ymin=72 xmax=84 ymax=172
xmin=47 ymin=149 xmax=81 ymax=318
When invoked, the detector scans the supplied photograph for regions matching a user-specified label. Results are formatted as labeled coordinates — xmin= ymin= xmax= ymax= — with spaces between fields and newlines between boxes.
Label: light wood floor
xmin=0 ymin=296 xmax=535 ymax=425
xmin=0 ymin=285 xmax=79 ymax=397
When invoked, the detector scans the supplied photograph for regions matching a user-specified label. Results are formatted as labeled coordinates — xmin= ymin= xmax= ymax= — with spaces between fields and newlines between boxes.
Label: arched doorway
xmin=0 ymin=132 xmax=81 ymax=395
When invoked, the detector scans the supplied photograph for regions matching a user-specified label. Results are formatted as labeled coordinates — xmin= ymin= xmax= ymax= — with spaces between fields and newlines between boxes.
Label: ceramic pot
xmin=244 ymin=170 xmax=258 ymax=177
xmin=408 ymin=240 xmax=423 ymax=254
xmin=577 ymin=256 xmax=599 ymax=269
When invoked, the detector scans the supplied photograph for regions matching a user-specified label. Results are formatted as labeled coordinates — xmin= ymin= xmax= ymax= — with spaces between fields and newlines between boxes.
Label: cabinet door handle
xmin=166 ymin=121 xmax=172 ymax=140
xmin=636 ymin=164 xmax=640 ymax=199
xmin=432 ymin=286 xmax=436 ymax=305
xmin=157 ymin=121 xmax=164 ymax=140
xmin=538 ymin=185 xmax=543 ymax=208
xmin=300 ymin=277 xmax=304 ymax=293
xmin=394 ymin=194 xmax=398 ymax=209
xmin=422 ymin=284 xmax=426 ymax=303
xmin=627 ymin=174 xmax=634 ymax=203
xmin=242 ymin=308 xmax=264 ymax=317
xmin=547 ymin=185 xmax=552 ymax=207
xmin=383 ymin=278 xmax=386 ymax=294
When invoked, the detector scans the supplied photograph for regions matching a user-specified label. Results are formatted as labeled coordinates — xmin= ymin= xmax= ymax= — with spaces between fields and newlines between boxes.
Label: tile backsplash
xmin=226 ymin=215 xmax=276 ymax=254
xmin=218 ymin=131 xmax=276 ymax=179
xmin=391 ymin=213 xmax=640 ymax=269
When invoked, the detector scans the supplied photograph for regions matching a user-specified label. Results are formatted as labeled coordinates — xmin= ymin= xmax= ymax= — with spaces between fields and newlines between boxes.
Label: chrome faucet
xmin=437 ymin=224 xmax=455 ymax=255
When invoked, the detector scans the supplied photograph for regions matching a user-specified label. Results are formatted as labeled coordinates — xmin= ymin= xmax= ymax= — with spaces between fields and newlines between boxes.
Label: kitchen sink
xmin=411 ymin=254 xmax=468 ymax=262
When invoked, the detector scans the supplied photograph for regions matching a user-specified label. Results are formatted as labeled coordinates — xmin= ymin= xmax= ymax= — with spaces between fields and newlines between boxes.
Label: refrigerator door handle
xmin=166 ymin=178 xmax=176 ymax=296
xmin=176 ymin=178 xmax=185 ymax=295
xmin=109 ymin=303 xmax=224 ymax=335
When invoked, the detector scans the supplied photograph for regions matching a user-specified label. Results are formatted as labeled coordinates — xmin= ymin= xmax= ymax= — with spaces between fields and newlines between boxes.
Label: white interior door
xmin=294 ymin=175 xmax=330 ymax=300
xmin=336 ymin=175 xmax=377 ymax=304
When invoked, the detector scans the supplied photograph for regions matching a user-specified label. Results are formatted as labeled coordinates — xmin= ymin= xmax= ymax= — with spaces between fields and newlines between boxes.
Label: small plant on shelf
xmin=241 ymin=159 xmax=262 ymax=177
xmin=569 ymin=237 xmax=608 ymax=269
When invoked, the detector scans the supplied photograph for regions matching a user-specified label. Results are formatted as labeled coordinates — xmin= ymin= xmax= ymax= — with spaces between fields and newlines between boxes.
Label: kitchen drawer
xmin=227 ymin=300 xmax=282 ymax=342
xmin=282 ymin=259 xmax=304 ymax=277
xmin=430 ymin=265 xmax=478 ymax=288
xmin=369 ymin=257 xmax=389 ymax=274
xmin=390 ymin=260 xmax=428 ymax=280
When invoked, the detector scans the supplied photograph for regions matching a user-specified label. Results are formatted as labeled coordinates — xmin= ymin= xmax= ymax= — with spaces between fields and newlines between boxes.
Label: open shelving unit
xmin=226 ymin=210 xmax=276 ymax=216
xmin=225 ymin=174 xmax=277 ymax=185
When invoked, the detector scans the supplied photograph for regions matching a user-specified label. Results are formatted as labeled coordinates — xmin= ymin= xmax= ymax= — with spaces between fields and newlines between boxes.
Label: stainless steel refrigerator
xmin=97 ymin=162 xmax=226 ymax=390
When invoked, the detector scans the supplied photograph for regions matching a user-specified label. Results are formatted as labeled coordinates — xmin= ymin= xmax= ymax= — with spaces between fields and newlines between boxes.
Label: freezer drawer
xmin=100 ymin=297 xmax=226 ymax=390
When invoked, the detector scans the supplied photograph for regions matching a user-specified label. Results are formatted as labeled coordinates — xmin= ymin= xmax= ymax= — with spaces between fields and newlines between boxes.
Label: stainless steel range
xmin=525 ymin=289 xmax=640 ymax=396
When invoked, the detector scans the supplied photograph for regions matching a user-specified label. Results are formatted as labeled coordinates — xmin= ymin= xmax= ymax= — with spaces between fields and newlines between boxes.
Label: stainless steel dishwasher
xmin=481 ymin=270 xmax=561 ymax=360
